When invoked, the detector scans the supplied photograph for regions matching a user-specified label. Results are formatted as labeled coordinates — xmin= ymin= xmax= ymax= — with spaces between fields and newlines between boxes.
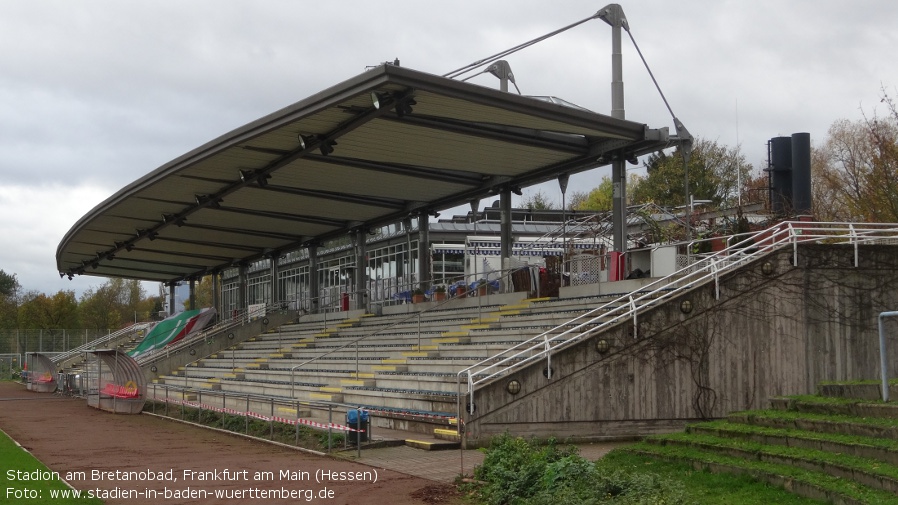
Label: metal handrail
xmin=51 ymin=323 xmax=154 ymax=364
xmin=136 ymin=302 xmax=289 ymax=366
xmin=289 ymin=265 xmax=531 ymax=398
xmin=149 ymin=382 xmax=372 ymax=416
xmin=148 ymin=382 xmax=376 ymax=455
xmin=456 ymin=221 xmax=898 ymax=420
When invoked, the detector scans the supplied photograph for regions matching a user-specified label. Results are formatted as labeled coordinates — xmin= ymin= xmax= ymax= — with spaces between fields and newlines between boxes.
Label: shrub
xmin=469 ymin=433 xmax=686 ymax=505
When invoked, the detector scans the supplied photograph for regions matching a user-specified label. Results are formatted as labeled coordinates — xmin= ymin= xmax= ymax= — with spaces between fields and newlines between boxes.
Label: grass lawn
xmin=0 ymin=428 xmax=102 ymax=505
xmin=599 ymin=450 xmax=826 ymax=505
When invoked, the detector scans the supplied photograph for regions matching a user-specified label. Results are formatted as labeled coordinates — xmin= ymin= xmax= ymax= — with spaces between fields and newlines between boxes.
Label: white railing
xmin=51 ymin=323 xmax=154 ymax=364
xmin=136 ymin=303 xmax=286 ymax=366
xmin=146 ymin=383 xmax=375 ymax=455
xmin=288 ymin=266 xmax=529 ymax=399
xmin=456 ymin=221 xmax=898 ymax=419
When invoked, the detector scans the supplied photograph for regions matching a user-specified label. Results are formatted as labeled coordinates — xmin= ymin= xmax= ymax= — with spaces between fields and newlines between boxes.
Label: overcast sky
xmin=2 ymin=0 xmax=897 ymax=297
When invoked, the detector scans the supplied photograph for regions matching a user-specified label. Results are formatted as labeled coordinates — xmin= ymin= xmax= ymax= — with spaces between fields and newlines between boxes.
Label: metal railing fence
xmin=0 ymin=328 xmax=122 ymax=356
xmin=0 ymin=353 xmax=22 ymax=380
xmin=288 ymin=265 xmax=533 ymax=398
xmin=50 ymin=323 xmax=154 ymax=364
xmin=456 ymin=221 xmax=898 ymax=422
xmin=147 ymin=382 xmax=373 ymax=455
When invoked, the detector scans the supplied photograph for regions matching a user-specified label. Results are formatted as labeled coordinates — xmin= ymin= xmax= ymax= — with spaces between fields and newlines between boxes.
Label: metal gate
xmin=0 ymin=353 xmax=22 ymax=380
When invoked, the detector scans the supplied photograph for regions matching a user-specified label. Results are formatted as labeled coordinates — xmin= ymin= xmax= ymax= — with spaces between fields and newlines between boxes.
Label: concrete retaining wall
xmin=465 ymin=244 xmax=898 ymax=443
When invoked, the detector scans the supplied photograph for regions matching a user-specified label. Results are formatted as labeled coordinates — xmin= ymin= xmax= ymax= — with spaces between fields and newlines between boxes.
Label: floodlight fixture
xmin=371 ymin=92 xmax=383 ymax=109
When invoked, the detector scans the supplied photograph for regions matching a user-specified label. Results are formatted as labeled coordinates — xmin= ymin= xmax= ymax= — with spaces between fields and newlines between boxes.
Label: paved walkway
xmin=335 ymin=427 xmax=629 ymax=483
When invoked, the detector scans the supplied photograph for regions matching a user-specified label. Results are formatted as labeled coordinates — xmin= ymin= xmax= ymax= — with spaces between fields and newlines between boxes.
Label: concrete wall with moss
xmin=465 ymin=244 xmax=898 ymax=443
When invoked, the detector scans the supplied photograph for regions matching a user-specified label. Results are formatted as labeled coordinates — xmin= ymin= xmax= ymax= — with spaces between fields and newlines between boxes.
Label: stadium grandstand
xmin=52 ymin=9 xmax=898 ymax=446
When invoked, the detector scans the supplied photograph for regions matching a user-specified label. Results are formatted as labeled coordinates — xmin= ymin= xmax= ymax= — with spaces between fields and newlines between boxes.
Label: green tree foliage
xmin=814 ymin=95 xmax=898 ymax=222
xmin=521 ymin=190 xmax=557 ymax=210
xmin=573 ymin=176 xmax=614 ymax=212
xmin=140 ymin=295 xmax=164 ymax=321
xmin=573 ymin=174 xmax=645 ymax=212
xmin=18 ymin=290 xmax=79 ymax=329
xmin=78 ymin=278 xmax=146 ymax=330
xmin=0 ymin=270 xmax=20 ymax=330
xmin=0 ymin=270 xmax=18 ymax=297
xmin=181 ymin=275 xmax=215 ymax=311
xmin=630 ymin=138 xmax=752 ymax=209
xmin=79 ymin=284 xmax=121 ymax=330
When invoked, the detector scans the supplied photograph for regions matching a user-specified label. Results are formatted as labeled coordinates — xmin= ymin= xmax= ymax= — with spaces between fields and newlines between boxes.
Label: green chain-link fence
xmin=0 ymin=329 xmax=115 ymax=355
xmin=0 ymin=353 xmax=21 ymax=380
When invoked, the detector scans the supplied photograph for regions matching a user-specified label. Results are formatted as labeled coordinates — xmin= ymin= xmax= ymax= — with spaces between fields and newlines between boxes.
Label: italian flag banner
xmin=128 ymin=308 xmax=216 ymax=358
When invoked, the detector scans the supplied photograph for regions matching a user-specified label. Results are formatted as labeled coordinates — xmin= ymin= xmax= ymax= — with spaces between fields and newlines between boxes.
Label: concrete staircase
xmin=54 ymin=324 xmax=150 ymax=377
xmin=151 ymin=289 xmax=658 ymax=443
xmin=627 ymin=383 xmax=898 ymax=504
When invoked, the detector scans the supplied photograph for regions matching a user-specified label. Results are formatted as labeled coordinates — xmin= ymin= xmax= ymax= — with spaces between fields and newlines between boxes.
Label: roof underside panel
xmin=138 ymin=239 xmax=263 ymax=261
xmin=275 ymin=157 xmax=478 ymax=198
xmin=411 ymin=90 xmax=629 ymax=138
xmin=335 ymin=119 xmax=571 ymax=175
xmin=221 ymin=188 xmax=385 ymax=223
xmin=57 ymin=64 xmax=666 ymax=284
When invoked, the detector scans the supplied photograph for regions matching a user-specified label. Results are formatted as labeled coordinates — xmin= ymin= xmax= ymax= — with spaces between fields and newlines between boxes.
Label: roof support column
xmin=188 ymin=279 xmax=196 ymax=311
xmin=418 ymin=215 xmax=431 ymax=294
xmin=308 ymin=244 xmax=319 ymax=313
xmin=238 ymin=264 xmax=247 ymax=313
xmin=168 ymin=283 xmax=176 ymax=316
xmin=212 ymin=272 xmax=220 ymax=323
xmin=603 ymin=3 xmax=628 ymax=253
xmin=500 ymin=188 xmax=513 ymax=293
xmin=559 ymin=174 xmax=570 ymax=291
xmin=354 ymin=229 xmax=368 ymax=312
xmin=270 ymin=254 xmax=279 ymax=307
xmin=612 ymin=159 xmax=626 ymax=253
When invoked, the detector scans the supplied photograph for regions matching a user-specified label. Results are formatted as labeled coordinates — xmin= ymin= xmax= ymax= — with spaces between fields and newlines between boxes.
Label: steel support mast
xmin=598 ymin=4 xmax=629 ymax=252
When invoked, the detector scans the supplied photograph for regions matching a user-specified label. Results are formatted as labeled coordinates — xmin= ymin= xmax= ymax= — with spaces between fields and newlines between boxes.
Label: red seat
xmin=101 ymin=383 xmax=140 ymax=398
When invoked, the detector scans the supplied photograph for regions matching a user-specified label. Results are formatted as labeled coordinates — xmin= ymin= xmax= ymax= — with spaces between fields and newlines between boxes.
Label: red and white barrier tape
xmin=366 ymin=407 xmax=455 ymax=423
xmin=155 ymin=397 xmax=364 ymax=432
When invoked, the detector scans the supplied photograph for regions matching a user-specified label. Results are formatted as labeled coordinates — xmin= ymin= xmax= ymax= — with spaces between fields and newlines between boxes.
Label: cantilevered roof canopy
xmin=57 ymin=63 xmax=673 ymax=283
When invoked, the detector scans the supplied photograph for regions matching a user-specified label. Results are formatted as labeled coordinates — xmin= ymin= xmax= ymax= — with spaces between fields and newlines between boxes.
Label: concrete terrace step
xmin=432 ymin=428 xmax=462 ymax=443
xmin=218 ymin=344 xmax=539 ymax=362
xmin=816 ymin=382 xmax=898 ymax=402
xmin=163 ymin=368 xmax=469 ymax=394
xmin=728 ymin=411 xmax=898 ymax=441
xmin=403 ymin=438 xmax=460 ymax=451
xmin=161 ymin=373 xmax=465 ymax=400
xmin=191 ymin=358 xmax=503 ymax=375
xmin=155 ymin=376 xmax=459 ymax=413
xmin=769 ymin=396 xmax=898 ymax=419
xmin=259 ymin=312 xmax=626 ymax=348
xmin=177 ymin=365 xmax=488 ymax=385
xmin=273 ymin=298 xmax=632 ymax=337
xmin=687 ymin=421 xmax=898 ymax=466
xmin=624 ymin=383 xmax=898 ymax=504
xmin=626 ymin=443 xmax=898 ymax=505
xmin=153 ymin=290 xmax=654 ymax=430
xmin=644 ymin=433 xmax=898 ymax=495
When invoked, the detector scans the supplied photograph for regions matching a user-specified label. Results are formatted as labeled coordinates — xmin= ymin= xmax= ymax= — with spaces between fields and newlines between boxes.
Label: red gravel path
xmin=0 ymin=382 xmax=459 ymax=504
